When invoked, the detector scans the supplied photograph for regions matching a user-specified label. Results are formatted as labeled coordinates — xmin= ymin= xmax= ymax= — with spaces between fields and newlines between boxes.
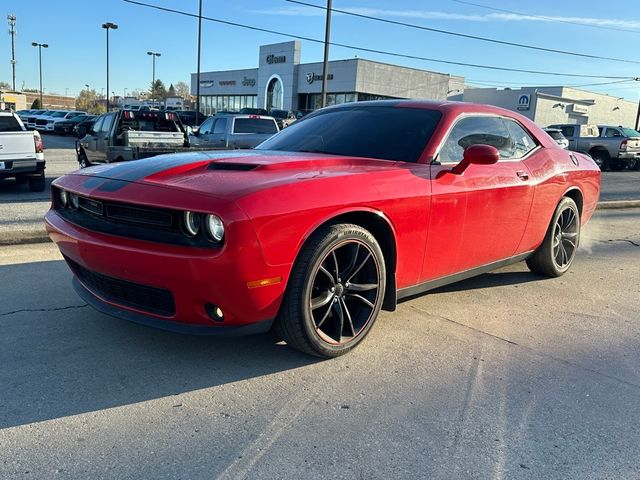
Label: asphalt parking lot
xmin=0 ymin=208 xmax=639 ymax=479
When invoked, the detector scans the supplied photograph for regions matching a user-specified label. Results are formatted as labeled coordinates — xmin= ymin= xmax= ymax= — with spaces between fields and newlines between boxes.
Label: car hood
xmin=69 ymin=150 xmax=400 ymax=201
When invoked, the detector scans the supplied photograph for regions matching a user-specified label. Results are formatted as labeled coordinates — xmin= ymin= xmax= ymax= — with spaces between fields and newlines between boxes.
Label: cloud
xmin=248 ymin=5 xmax=640 ymax=30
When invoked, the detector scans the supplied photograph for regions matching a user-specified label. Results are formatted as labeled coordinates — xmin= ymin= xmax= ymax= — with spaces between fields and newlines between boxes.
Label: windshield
xmin=51 ymin=112 xmax=67 ymax=117
xmin=257 ymin=105 xmax=442 ymax=162
xmin=621 ymin=128 xmax=640 ymax=138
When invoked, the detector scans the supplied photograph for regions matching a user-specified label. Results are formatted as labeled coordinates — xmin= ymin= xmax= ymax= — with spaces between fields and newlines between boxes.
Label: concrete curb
xmin=596 ymin=200 xmax=640 ymax=210
xmin=0 ymin=200 xmax=638 ymax=247
xmin=0 ymin=228 xmax=50 ymax=246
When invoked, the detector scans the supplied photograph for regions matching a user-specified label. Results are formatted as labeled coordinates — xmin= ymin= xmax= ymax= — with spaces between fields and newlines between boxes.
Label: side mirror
xmin=451 ymin=144 xmax=499 ymax=175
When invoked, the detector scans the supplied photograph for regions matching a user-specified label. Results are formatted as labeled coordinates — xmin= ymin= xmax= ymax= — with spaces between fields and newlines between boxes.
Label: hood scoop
xmin=207 ymin=162 xmax=259 ymax=172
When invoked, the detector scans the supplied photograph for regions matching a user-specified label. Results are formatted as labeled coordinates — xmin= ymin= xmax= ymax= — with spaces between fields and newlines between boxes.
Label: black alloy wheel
xmin=526 ymin=197 xmax=580 ymax=277
xmin=627 ymin=157 xmax=639 ymax=171
xmin=276 ymin=224 xmax=386 ymax=357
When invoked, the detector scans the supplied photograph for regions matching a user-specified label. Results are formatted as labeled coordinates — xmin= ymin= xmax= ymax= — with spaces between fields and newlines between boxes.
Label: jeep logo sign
xmin=266 ymin=54 xmax=286 ymax=64
xmin=517 ymin=94 xmax=531 ymax=111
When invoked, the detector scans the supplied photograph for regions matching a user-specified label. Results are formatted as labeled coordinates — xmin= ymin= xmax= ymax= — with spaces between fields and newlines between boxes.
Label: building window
xmin=200 ymin=95 xmax=257 ymax=115
xmin=266 ymin=77 xmax=283 ymax=110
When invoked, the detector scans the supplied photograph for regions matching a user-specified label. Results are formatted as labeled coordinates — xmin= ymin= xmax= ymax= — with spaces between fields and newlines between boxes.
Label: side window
xmin=605 ymin=128 xmax=622 ymax=138
xmin=504 ymin=120 xmax=537 ymax=159
xmin=438 ymin=116 xmax=512 ymax=164
xmin=560 ymin=126 xmax=575 ymax=138
xmin=92 ymin=115 xmax=105 ymax=134
xmin=100 ymin=113 xmax=116 ymax=134
xmin=213 ymin=118 xmax=227 ymax=134
xmin=199 ymin=117 xmax=213 ymax=135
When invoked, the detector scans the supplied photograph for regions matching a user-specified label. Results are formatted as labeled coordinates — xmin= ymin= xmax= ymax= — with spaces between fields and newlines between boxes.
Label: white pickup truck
xmin=0 ymin=112 xmax=46 ymax=191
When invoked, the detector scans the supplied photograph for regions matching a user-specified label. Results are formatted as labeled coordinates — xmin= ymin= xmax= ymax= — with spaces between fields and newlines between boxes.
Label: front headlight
xmin=58 ymin=189 xmax=68 ymax=207
xmin=69 ymin=193 xmax=79 ymax=210
xmin=183 ymin=211 xmax=201 ymax=237
xmin=204 ymin=214 xmax=224 ymax=242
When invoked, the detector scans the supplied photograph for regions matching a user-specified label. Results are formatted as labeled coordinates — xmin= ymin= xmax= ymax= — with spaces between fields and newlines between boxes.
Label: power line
xmin=286 ymin=0 xmax=640 ymax=65
xmin=122 ymin=0 xmax=636 ymax=80
xmin=451 ymin=0 xmax=640 ymax=35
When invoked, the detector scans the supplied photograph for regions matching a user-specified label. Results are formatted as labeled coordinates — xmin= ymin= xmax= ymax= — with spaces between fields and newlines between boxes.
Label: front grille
xmin=35 ymin=119 xmax=48 ymax=126
xmin=53 ymin=189 xmax=220 ymax=248
xmin=66 ymin=256 xmax=176 ymax=316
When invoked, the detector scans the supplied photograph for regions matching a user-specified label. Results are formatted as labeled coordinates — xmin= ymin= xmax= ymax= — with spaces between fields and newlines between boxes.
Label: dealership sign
xmin=306 ymin=72 xmax=334 ymax=84
xmin=266 ymin=54 xmax=286 ymax=64
xmin=516 ymin=94 xmax=531 ymax=111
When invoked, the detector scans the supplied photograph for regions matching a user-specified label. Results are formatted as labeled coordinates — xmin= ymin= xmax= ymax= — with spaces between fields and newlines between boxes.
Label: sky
xmin=2 ymin=0 xmax=640 ymax=101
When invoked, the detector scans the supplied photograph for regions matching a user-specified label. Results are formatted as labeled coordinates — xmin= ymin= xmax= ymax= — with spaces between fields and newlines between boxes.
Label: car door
xmin=207 ymin=117 xmax=228 ymax=147
xmin=83 ymin=115 xmax=104 ymax=163
xmin=93 ymin=112 xmax=117 ymax=164
xmin=422 ymin=115 xmax=535 ymax=280
xmin=196 ymin=117 xmax=214 ymax=145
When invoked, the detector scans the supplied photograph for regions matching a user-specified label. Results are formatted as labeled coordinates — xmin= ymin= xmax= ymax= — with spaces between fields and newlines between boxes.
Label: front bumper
xmin=45 ymin=209 xmax=288 ymax=335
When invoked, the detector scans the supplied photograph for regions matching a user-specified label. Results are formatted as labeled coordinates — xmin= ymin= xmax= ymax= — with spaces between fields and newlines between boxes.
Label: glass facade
xmin=200 ymin=95 xmax=257 ymax=115
xmin=298 ymin=92 xmax=397 ymax=112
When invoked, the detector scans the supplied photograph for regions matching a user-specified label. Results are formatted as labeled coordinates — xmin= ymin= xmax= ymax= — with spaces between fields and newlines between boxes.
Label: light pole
xmin=102 ymin=22 xmax=118 ymax=111
xmin=321 ymin=0 xmax=332 ymax=108
xmin=147 ymin=51 xmax=161 ymax=104
xmin=31 ymin=42 xmax=48 ymax=108
xmin=124 ymin=87 xmax=128 ymax=97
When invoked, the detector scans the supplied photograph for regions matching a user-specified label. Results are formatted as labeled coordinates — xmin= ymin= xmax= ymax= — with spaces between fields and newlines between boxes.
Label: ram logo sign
xmin=516 ymin=94 xmax=531 ymax=111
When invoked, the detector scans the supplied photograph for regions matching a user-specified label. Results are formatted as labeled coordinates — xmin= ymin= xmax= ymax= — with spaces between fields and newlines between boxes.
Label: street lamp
xmin=147 ymin=51 xmax=161 ymax=104
xmin=102 ymin=22 xmax=118 ymax=111
xmin=31 ymin=42 xmax=48 ymax=108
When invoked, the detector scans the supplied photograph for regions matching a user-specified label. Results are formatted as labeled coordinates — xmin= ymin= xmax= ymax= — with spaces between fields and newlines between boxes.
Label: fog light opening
xmin=205 ymin=303 xmax=224 ymax=323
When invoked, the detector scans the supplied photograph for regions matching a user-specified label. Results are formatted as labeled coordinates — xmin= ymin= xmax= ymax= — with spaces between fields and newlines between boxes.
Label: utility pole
xmin=195 ymin=0 xmax=203 ymax=124
xmin=320 ymin=0 xmax=332 ymax=108
xmin=635 ymin=77 xmax=640 ymax=131
xmin=7 ymin=15 xmax=16 ymax=91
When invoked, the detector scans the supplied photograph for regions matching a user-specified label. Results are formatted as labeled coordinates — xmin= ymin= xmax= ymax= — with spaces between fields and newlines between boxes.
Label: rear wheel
xmin=627 ymin=157 xmax=639 ymax=171
xmin=526 ymin=197 xmax=580 ymax=277
xmin=14 ymin=175 xmax=28 ymax=185
xmin=28 ymin=173 xmax=46 ymax=192
xmin=275 ymin=224 xmax=386 ymax=358
xmin=609 ymin=158 xmax=624 ymax=171
xmin=590 ymin=150 xmax=609 ymax=170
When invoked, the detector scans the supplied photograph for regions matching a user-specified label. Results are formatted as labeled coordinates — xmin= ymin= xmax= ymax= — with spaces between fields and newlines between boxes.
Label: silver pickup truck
xmin=189 ymin=114 xmax=279 ymax=149
xmin=0 ymin=112 xmax=46 ymax=191
xmin=547 ymin=123 xmax=640 ymax=170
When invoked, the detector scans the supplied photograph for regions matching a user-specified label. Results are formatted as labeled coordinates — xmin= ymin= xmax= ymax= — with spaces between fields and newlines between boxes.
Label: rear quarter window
xmin=0 ymin=116 xmax=24 ymax=132
xmin=233 ymin=118 xmax=279 ymax=134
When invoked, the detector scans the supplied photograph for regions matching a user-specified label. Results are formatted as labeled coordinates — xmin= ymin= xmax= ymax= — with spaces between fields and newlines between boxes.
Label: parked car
xmin=177 ymin=110 xmax=205 ymax=127
xmin=37 ymin=111 xmax=86 ymax=132
xmin=0 ymin=111 xmax=46 ymax=191
xmin=239 ymin=107 xmax=268 ymax=116
xmin=76 ymin=109 xmax=190 ymax=167
xmin=73 ymin=116 xmax=97 ymax=138
xmin=189 ymin=114 xmax=279 ymax=149
xmin=543 ymin=127 xmax=569 ymax=150
xmin=270 ymin=109 xmax=297 ymax=129
xmin=53 ymin=114 xmax=90 ymax=136
xmin=25 ymin=110 xmax=50 ymax=130
xmin=46 ymin=100 xmax=600 ymax=357
xmin=547 ymin=123 xmax=640 ymax=170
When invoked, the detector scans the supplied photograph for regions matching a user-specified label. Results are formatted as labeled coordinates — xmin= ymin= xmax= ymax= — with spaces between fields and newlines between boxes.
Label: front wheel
xmin=275 ymin=224 xmax=386 ymax=358
xmin=28 ymin=173 xmax=46 ymax=192
xmin=590 ymin=150 xmax=609 ymax=170
xmin=526 ymin=197 xmax=580 ymax=277
xmin=78 ymin=150 xmax=91 ymax=169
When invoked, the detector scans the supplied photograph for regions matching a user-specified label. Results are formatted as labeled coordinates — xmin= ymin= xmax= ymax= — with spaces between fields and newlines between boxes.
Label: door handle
xmin=516 ymin=171 xmax=529 ymax=181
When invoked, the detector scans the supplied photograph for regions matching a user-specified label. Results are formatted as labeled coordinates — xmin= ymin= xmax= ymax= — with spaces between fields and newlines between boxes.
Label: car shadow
xmin=0 ymin=260 xmax=319 ymax=429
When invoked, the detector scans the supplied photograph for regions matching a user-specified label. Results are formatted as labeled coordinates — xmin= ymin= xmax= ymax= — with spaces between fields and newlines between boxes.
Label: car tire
xmin=28 ymin=173 xmax=46 ymax=192
xmin=609 ymin=158 xmax=624 ymax=171
xmin=14 ymin=175 xmax=28 ymax=185
xmin=627 ymin=157 xmax=639 ymax=171
xmin=526 ymin=197 xmax=580 ymax=278
xmin=275 ymin=223 xmax=386 ymax=358
xmin=590 ymin=150 xmax=609 ymax=170
xmin=78 ymin=150 xmax=91 ymax=169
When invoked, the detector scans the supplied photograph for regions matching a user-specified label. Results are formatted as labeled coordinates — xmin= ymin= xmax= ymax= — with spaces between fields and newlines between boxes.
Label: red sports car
xmin=46 ymin=100 xmax=600 ymax=357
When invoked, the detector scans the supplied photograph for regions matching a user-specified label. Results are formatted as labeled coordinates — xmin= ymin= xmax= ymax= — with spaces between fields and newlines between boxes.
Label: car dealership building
xmin=191 ymin=40 xmax=465 ymax=115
